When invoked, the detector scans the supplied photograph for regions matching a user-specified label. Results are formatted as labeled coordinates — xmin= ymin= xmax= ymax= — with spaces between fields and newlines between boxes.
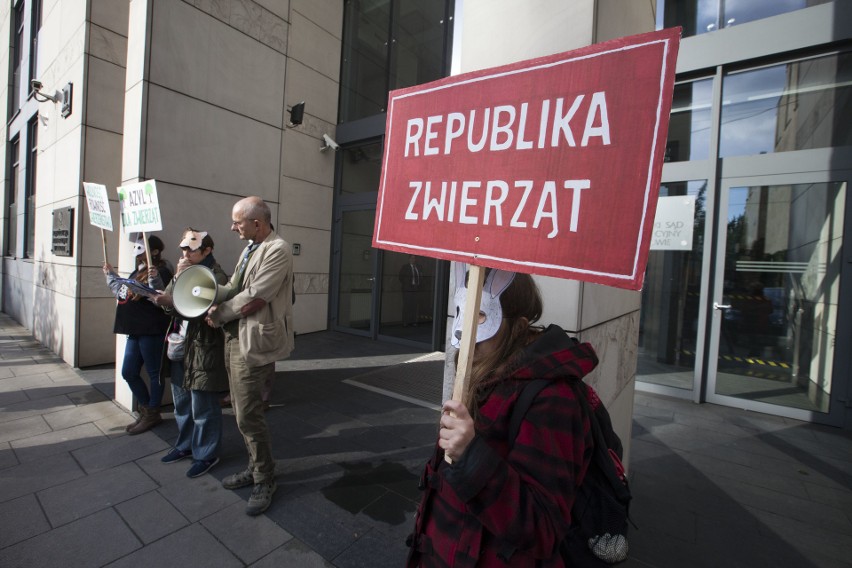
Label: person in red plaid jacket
xmin=407 ymin=267 xmax=600 ymax=567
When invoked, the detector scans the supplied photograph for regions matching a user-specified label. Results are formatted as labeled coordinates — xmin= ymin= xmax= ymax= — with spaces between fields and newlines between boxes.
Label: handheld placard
xmin=82 ymin=182 xmax=114 ymax=264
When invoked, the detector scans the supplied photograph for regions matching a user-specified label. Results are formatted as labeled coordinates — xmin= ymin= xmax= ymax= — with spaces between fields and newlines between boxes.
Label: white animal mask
xmin=451 ymin=263 xmax=516 ymax=348
xmin=131 ymin=233 xmax=145 ymax=257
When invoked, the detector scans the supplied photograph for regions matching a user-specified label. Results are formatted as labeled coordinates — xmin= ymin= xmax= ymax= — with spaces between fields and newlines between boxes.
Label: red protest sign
xmin=373 ymin=28 xmax=680 ymax=290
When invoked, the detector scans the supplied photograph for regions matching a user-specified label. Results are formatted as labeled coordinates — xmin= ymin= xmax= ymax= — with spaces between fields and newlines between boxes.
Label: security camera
xmin=320 ymin=133 xmax=340 ymax=152
xmin=30 ymin=79 xmax=63 ymax=104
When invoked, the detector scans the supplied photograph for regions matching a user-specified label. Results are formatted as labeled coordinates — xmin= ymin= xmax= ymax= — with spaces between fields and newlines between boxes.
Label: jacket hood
xmin=507 ymin=324 xmax=599 ymax=382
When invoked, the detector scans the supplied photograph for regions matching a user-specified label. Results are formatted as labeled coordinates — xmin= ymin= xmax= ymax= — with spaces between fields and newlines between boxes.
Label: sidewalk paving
xmin=1 ymin=312 xmax=851 ymax=567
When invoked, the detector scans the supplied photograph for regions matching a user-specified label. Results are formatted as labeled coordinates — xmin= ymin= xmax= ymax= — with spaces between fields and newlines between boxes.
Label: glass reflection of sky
xmin=674 ymin=79 xmax=713 ymax=160
xmin=725 ymin=0 xmax=828 ymax=28
xmin=657 ymin=0 xmax=830 ymax=35
xmin=727 ymin=187 xmax=748 ymax=221
xmin=720 ymin=66 xmax=786 ymax=157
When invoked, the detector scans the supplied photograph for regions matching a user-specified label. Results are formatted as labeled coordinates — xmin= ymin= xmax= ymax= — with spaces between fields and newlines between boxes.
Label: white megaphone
xmin=172 ymin=264 xmax=232 ymax=318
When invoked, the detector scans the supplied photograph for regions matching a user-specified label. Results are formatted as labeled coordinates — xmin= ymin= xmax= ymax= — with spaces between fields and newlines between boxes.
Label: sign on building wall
xmin=373 ymin=28 xmax=681 ymax=290
xmin=650 ymin=195 xmax=695 ymax=251
xmin=82 ymin=182 xmax=113 ymax=231
xmin=51 ymin=207 xmax=74 ymax=256
xmin=116 ymin=180 xmax=162 ymax=233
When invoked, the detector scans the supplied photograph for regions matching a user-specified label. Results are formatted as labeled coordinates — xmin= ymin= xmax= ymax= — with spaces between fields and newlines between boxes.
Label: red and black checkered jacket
xmin=407 ymin=325 xmax=600 ymax=567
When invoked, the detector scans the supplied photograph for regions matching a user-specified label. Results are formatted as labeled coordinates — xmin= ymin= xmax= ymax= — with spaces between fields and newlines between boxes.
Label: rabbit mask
xmin=451 ymin=263 xmax=516 ymax=348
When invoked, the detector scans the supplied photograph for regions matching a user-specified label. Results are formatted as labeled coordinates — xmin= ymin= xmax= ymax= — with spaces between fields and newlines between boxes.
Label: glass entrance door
xmin=638 ymin=180 xmax=710 ymax=395
xmin=706 ymin=179 xmax=846 ymax=419
xmin=335 ymin=209 xmax=378 ymax=336
xmin=638 ymin=175 xmax=847 ymax=424
xmin=332 ymin=213 xmax=447 ymax=347
xmin=379 ymin=251 xmax=438 ymax=344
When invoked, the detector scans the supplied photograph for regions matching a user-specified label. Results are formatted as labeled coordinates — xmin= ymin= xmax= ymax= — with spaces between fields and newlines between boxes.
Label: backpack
xmin=508 ymin=379 xmax=633 ymax=566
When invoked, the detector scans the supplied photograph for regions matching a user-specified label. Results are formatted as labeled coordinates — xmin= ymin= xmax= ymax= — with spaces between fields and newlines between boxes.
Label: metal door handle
xmin=714 ymin=302 xmax=731 ymax=310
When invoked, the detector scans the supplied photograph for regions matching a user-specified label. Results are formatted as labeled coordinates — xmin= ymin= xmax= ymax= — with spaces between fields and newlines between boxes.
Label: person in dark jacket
xmin=406 ymin=265 xmax=600 ymax=567
xmin=104 ymin=234 xmax=173 ymax=435
xmin=151 ymin=229 xmax=229 ymax=478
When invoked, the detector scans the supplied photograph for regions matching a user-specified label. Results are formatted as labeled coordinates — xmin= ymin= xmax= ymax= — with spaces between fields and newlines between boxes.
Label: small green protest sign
xmin=117 ymin=180 xmax=162 ymax=233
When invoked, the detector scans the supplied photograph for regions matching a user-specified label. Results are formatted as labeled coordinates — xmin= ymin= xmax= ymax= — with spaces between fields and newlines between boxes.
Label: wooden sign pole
xmin=142 ymin=231 xmax=153 ymax=268
xmin=446 ymin=264 xmax=485 ymax=463
xmin=100 ymin=229 xmax=109 ymax=265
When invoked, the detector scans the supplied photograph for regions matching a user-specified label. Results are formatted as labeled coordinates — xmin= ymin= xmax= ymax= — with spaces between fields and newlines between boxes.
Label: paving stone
xmin=115 ymin=490 xmax=189 ymax=544
xmin=696 ymin=513 xmax=817 ymax=568
xmin=24 ymin=377 xmax=91 ymax=402
xmin=249 ymin=538 xmax=335 ymax=567
xmin=157 ymin=474 xmax=243 ymax=523
xmin=685 ymin=452 xmax=811 ymax=499
xmin=624 ymin=525 xmax=722 ymax=568
xmin=11 ymin=422 xmax=106 ymax=462
xmin=804 ymin=479 xmax=852 ymax=511
xmin=331 ymin=526 xmax=410 ymax=568
xmin=0 ymin=441 xmax=19 ymax=470
xmin=47 ymin=368 xmax=89 ymax=381
xmin=266 ymin=479 xmax=374 ymax=561
xmin=136 ymin=450 xmax=214 ymax=487
xmin=748 ymin=507 xmax=852 ymax=566
xmin=66 ymin=387 xmax=109 ymax=405
xmin=0 ymin=494 xmax=50 ymax=548
xmin=102 ymin=523 xmax=241 ymax=568
xmin=94 ymin=410 xmax=137 ymax=437
xmin=201 ymin=500 xmax=293 ymax=564
xmin=0 ymin=394 xmax=78 ymax=425
xmin=0 ymin=373 xmax=89 ymax=402
xmin=43 ymin=399 xmax=126 ymax=431
xmin=0 ymin=388 xmax=27 ymax=405
xmin=38 ymin=461 xmax=158 ymax=527
xmin=0 ymin=414 xmax=51 ymax=444
xmin=71 ymin=429 xmax=168 ymax=474
xmin=7 ymin=362 xmax=69 ymax=377
xmin=724 ymin=478 xmax=852 ymax=535
xmin=0 ymin=508 xmax=141 ymax=568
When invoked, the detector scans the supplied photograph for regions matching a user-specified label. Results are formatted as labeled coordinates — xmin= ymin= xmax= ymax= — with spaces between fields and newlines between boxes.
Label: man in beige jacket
xmin=206 ymin=196 xmax=294 ymax=515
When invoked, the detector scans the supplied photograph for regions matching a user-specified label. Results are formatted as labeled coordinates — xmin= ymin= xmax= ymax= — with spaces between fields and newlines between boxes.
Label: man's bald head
xmin=232 ymin=196 xmax=273 ymax=242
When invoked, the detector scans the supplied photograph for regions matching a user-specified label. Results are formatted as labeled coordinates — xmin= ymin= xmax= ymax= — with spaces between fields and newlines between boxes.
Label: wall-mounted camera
xmin=31 ymin=79 xmax=73 ymax=118
xmin=320 ymin=133 xmax=340 ymax=152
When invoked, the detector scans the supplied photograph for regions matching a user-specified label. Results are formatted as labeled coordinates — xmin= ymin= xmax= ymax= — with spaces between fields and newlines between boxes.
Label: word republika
xmin=403 ymin=92 xmax=610 ymax=157
xmin=399 ymin=92 xmax=610 ymax=239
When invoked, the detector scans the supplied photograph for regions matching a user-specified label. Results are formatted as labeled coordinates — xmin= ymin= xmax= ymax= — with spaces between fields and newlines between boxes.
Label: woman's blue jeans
xmin=170 ymin=360 xmax=222 ymax=461
xmin=121 ymin=334 xmax=165 ymax=408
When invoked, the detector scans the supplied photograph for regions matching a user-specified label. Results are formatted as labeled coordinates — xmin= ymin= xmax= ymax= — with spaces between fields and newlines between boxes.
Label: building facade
xmin=638 ymin=0 xmax=852 ymax=428
xmin=2 ymin=0 xmax=850 ymax=428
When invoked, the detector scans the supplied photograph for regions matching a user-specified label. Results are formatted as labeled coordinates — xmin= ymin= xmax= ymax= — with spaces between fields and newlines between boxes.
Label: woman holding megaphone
xmin=151 ymin=229 xmax=229 ymax=478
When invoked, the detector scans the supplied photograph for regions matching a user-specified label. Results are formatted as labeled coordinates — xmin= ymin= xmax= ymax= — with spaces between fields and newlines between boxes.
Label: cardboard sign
xmin=651 ymin=195 xmax=695 ymax=251
xmin=82 ymin=182 xmax=113 ymax=231
xmin=373 ymin=28 xmax=680 ymax=290
xmin=117 ymin=180 xmax=162 ymax=233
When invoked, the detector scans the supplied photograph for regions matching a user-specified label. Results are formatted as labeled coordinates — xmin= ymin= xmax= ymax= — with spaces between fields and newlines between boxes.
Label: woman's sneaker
xmin=186 ymin=457 xmax=219 ymax=478
xmin=161 ymin=448 xmax=192 ymax=464
xmin=222 ymin=468 xmax=254 ymax=490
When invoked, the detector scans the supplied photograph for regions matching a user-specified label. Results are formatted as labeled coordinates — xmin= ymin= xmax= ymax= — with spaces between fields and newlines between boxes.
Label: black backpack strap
xmin=507 ymin=379 xmax=550 ymax=449
xmin=570 ymin=382 xmax=631 ymax=506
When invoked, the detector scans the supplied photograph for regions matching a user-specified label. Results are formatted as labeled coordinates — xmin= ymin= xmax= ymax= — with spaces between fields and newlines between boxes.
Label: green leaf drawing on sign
xmin=118 ymin=189 xmax=126 ymax=201
xmin=145 ymin=183 xmax=153 ymax=197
